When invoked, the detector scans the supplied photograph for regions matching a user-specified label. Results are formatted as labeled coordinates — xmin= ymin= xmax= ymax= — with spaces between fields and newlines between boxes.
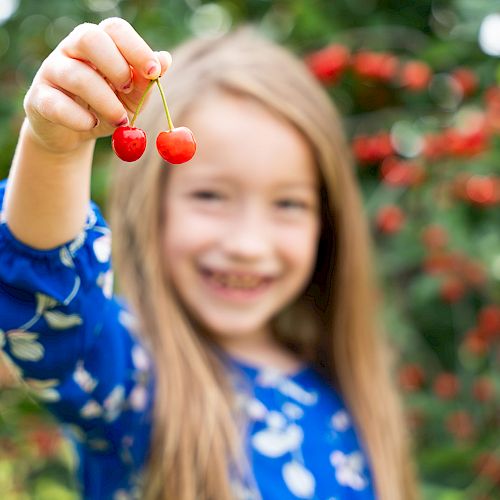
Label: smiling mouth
xmin=199 ymin=268 xmax=274 ymax=290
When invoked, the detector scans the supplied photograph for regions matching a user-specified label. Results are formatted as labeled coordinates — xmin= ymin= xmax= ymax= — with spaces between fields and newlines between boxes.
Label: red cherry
xmin=156 ymin=126 xmax=196 ymax=164
xmin=439 ymin=276 xmax=466 ymax=303
xmin=433 ymin=372 xmax=460 ymax=400
xmin=112 ymin=126 xmax=147 ymax=162
xmin=375 ymin=204 xmax=405 ymax=234
xmin=305 ymin=44 xmax=350 ymax=84
xmin=400 ymin=61 xmax=432 ymax=91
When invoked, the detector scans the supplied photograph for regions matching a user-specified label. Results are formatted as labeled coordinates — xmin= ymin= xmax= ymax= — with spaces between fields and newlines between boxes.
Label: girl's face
xmin=161 ymin=91 xmax=321 ymax=355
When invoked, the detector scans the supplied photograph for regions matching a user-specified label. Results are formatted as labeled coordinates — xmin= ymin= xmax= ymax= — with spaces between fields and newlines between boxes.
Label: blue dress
xmin=0 ymin=179 xmax=377 ymax=500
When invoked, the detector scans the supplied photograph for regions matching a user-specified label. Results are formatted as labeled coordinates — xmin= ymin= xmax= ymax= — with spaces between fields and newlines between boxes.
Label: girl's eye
xmin=191 ymin=190 xmax=224 ymax=201
xmin=276 ymin=199 xmax=308 ymax=210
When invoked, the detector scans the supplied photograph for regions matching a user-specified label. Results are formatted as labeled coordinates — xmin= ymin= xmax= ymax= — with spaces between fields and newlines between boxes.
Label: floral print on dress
xmin=0 ymin=178 xmax=376 ymax=500
xmin=330 ymin=450 xmax=369 ymax=491
xmin=283 ymin=460 xmax=316 ymax=498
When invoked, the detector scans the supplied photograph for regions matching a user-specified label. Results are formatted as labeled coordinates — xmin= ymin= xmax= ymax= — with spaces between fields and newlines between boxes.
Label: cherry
xmin=112 ymin=79 xmax=155 ymax=163
xmin=154 ymin=78 xmax=196 ymax=164
xmin=156 ymin=127 xmax=196 ymax=164
xmin=111 ymin=74 xmax=197 ymax=165
xmin=112 ymin=126 xmax=147 ymax=162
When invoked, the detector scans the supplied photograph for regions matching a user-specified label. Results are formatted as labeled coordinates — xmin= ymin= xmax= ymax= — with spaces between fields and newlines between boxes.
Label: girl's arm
xmin=0 ymin=19 xmax=169 ymax=492
xmin=3 ymin=17 xmax=169 ymax=250
xmin=4 ymin=120 xmax=95 ymax=250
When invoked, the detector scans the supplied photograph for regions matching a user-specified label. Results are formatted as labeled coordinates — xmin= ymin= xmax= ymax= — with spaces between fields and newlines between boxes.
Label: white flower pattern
xmin=282 ymin=460 xmax=316 ymax=498
xmin=0 ymin=180 xmax=375 ymax=500
xmin=244 ymin=364 xmax=373 ymax=499
xmin=330 ymin=450 xmax=368 ymax=490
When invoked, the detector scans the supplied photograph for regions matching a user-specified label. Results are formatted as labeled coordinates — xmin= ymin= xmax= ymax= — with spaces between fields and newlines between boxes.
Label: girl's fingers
xmin=118 ymin=49 xmax=171 ymax=111
xmin=40 ymin=55 xmax=128 ymax=127
xmin=155 ymin=50 xmax=172 ymax=76
xmin=98 ymin=17 xmax=165 ymax=80
xmin=27 ymin=83 xmax=98 ymax=132
xmin=60 ymin=22 xmax=134 ymax=95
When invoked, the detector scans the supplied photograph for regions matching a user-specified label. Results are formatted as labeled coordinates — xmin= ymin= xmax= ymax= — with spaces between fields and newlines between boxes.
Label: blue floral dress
xmin=0 ymin=179 xmax=377 ymax=500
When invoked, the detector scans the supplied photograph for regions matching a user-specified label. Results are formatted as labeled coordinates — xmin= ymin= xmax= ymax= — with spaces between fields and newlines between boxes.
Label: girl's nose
xmin=222 ymin=207 xmax=272 ymax=261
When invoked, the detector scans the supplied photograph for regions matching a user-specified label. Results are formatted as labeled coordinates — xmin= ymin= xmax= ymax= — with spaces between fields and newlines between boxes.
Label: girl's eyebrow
xmin=274 ymin=181 xmax=318 ymax=189
xmin=185 ymin=174 xmax=317 ymax=189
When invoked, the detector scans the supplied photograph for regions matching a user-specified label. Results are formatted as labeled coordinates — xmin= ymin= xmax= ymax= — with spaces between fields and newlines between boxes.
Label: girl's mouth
xmin=199 ymin=267 xmax=275 ymax=300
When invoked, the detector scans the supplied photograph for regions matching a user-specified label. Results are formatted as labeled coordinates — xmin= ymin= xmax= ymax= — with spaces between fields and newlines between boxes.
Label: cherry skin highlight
xmin=112 ymin=126 xmax=147 ymax=162
xmin=156 ymin=126 xmax=197 ymax=164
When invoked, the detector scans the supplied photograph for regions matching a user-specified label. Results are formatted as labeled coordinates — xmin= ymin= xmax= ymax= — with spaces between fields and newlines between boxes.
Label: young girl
xmin=0 ymin=17 xmax=419 ymax=500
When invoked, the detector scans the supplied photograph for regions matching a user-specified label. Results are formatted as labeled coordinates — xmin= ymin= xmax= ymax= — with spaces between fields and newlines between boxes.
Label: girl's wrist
xmin=21 ymin=118 xmax=96 ymax=159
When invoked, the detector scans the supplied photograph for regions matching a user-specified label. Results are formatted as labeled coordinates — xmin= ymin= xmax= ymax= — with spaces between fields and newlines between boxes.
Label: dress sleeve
xmin=0 ymin=178 xmax=154 ymax=473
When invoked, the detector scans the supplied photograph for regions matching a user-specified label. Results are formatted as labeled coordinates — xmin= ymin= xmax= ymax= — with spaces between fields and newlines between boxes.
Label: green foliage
xmin=0 ymin=0 xmax=499 ymax=499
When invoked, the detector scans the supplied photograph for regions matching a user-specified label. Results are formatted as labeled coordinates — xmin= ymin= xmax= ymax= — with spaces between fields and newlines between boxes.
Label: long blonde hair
xmin=108 ymin=24 xmax=421 ymax=500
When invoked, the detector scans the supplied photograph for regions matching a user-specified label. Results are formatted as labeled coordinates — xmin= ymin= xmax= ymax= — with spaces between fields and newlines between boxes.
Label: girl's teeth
xmin=211 ymin=272 xmax=264 ymax=288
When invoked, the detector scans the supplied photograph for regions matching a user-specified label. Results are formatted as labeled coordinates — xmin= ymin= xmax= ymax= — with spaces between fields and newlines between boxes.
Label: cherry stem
xmin=130 ymin=79 xmax=155 ymax=127
xmin=155 ymin=78 xmax=174 ymax=131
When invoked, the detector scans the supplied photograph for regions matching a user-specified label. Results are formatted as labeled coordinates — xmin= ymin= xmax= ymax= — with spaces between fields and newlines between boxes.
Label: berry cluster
xmin=112 ymin=78 xmax=196 ymax=164
xmin=304 ymin=43 xmax=478 ymax=95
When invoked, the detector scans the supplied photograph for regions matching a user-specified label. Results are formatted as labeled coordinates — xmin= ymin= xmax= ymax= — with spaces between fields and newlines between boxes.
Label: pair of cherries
xmin=112 ymin=77 xmax=196 ymax=164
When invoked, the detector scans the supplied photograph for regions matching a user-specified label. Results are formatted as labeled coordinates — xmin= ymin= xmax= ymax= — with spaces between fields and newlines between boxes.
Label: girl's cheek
xmin=168 ymin=210 xmax=226 ymax=248
xmin=275 ymin=225 xmax=320 ymax=265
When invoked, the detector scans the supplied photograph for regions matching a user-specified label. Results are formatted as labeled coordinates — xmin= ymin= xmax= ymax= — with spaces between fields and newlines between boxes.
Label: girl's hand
xmin=22 ymin=17 xmax=171 ymax=154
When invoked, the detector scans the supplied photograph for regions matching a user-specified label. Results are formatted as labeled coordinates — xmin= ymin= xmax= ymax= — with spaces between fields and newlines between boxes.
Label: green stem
xmin=130 ymin=79 xmax=155 ymax=127
xmin=155 ymin=78 xmax=174 ymax=131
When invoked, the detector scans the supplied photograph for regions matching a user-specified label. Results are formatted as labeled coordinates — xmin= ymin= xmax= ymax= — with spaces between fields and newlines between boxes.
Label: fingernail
xmin=156 ymin=51 xmax=172 ymax=75
xmin=145 ymin=60 xmax=160 ymax=77
xmin=121 ymin=79 xmax=133 ymax=93
xmin=116 ymin=115 xmax=129 ymax=127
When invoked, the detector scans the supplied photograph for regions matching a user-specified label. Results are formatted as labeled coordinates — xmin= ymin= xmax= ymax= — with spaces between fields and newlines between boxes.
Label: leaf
xmin=24 ymin=378 xmax=61 ymax=402
xmin=59 ymin=247 xmax=74 ymax=268
xmin=7 ymin=330 xmax=44 ymax=361
xmin=35 ymin=293 xmax=59 ymax=315
xmin=80 ymin=400 xmax=103 ymax=419
xmin=103 ymin=385 xmax=125 ymax=422
xmin=44 ymin=311 xmax=83 ymax=330
xmin=73 ymin=360 xmax=97 ymax=393
xmin=24 ymin=377 xmax=59 ymax=390
xmin=32 ymin=388 xmax=60 ymax=402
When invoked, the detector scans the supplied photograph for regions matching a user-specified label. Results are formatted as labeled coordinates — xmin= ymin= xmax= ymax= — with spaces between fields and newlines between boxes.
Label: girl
xmin=0 ymin=17 xmax=420 ymax=500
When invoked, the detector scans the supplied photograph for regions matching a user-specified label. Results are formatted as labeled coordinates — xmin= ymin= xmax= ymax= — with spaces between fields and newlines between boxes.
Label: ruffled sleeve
xmin=0 ymin=178 xmax=154 ymax=493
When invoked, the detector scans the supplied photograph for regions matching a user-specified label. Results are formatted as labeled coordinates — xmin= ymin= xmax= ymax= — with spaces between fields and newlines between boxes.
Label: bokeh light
xmin=0 ymin=0 xmax=19 ymax=26
xmin=479 ymin=13 xmax=500 ymax=56
xmin=189 ymin=3 xmax=232 ymax=39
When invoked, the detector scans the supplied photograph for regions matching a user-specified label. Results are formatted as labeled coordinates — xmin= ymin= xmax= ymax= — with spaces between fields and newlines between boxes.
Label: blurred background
xmin=0 ymin=0 xmax=499 ymax=499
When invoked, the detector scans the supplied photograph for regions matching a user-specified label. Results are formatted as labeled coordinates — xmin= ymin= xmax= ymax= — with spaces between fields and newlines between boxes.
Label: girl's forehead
xmin=172 ymin=93 xmax=319 ymax=189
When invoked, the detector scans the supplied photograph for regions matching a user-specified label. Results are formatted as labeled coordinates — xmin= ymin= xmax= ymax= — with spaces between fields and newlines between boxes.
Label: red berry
xmin=462 ymin=330 xmax=488 ymax=356
xmin=445 ymin=410 xmax=474 ymax=440
xmin=156 ymin=126 xmax=196 ymax=164
xmin=440 ymin=276 xmax=466 ymax=303
xmin=400 ymin=61 xmax=432 ymax=91
xmin=305 ymin=44 xmax=350 ymax=84
xmin=421 ymin=224 xmax=448 ymax=251
xmin=451 ymin=67 xmax=478 ymax=97
xmin=433 ymin=372 xmax=460 ymax=400
xmin=112 ymin=126 xmax=147 ymax=162
xmin=398 ymin=363 xmax=425 ymax=392
xmin=472 ymin=376 xmax=495 ymax=402
xmin=375 ymin=205 xmax=405 ymax=234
